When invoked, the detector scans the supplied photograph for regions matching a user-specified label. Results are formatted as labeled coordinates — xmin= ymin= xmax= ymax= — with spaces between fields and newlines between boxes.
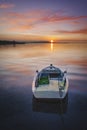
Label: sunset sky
xmin=0 ymin=0 xmax=87 ymax=41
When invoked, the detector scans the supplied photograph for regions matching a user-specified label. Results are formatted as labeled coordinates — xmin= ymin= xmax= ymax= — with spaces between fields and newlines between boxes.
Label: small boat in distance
xmin=32 ymin=64 xmax=69 ymax=99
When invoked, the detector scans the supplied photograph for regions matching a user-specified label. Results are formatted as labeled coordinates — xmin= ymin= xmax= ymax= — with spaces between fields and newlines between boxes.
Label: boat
xmin=32 ymin=64 xmax=69 ymax=99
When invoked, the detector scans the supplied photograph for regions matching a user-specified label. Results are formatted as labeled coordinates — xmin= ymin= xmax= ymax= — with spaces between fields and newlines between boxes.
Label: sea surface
xmin=0 ymin=43 xmax=87 ymax=130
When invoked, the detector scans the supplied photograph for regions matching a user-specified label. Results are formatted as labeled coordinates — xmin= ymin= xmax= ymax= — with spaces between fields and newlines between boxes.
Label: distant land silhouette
xmin=0 ymin=40 xmax=87 ymax=46
xmin=0 ymin=40 xmax=50 ymax=45
xmin=0 ymin=40 xmax=25 ymax=46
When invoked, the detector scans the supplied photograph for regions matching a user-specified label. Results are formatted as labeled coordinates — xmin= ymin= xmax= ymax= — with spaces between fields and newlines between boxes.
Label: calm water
xmin=0 ymin=43 xmax=87 ymax=130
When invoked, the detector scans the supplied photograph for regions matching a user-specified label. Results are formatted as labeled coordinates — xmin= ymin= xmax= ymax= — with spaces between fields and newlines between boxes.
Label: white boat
xmin=32 ymin=64 xmax=69 ymax=99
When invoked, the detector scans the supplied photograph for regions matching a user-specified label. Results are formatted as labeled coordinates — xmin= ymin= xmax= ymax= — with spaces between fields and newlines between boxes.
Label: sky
xmin=0 ymin=0 xmax=87 ymax=41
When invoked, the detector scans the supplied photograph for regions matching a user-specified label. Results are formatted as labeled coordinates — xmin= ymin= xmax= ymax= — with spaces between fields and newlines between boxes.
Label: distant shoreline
xmin=0 ymin=40 xmax=25 ymax=45
xmin=0 ymin=40 xmax=87 ymax=45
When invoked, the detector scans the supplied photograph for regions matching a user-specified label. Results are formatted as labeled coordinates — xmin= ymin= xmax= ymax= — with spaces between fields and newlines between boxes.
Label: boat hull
xmin=32 ymin=74 xmax=69 ymax=99
xmin=33 ymin=91 xmax=68 ymax=99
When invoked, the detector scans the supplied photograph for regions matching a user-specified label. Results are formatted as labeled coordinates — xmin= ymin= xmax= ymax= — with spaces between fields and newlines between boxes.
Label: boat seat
xmin=38 ymin=73 xmax=49 ymax=85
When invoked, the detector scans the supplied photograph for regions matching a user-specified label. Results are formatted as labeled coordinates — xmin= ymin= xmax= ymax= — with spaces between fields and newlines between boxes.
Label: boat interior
xmin=35 ymin=70 xmax=66 ymax=91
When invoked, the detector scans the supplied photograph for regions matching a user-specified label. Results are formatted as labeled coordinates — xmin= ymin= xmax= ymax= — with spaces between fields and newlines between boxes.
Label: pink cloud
xmin=0 ymin=3 xmax=15 ymax=9
xmin=0 ymin=9 xmax=87 ymax=33
xmin=71 ymin=21 xmax=80 ymax=25
xmin=1 ymin=9 xmax=87 ymax=25
xmin=55 ymin=28 xmax=87 ymax=34
xmin=41 ymin=14 xmax=87 ymax=22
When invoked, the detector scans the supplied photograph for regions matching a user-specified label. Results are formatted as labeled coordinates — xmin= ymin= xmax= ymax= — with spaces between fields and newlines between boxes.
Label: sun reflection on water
xmin=51 ymin=43 xmax=53 ymax=51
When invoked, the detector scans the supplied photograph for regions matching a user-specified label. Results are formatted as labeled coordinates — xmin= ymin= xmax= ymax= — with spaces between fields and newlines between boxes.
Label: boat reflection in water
xmin=32 ymin=94 xmax=68 ymax=114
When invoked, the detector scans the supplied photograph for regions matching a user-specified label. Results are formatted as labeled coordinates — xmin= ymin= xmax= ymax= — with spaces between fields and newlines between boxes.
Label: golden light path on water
xmin=51 ymin=43 xmax=53 ymax=51
xmin=0 ymin=43 xmax=87 ymax=79
xmin=50 ymin=39 xmax=54 ymax=51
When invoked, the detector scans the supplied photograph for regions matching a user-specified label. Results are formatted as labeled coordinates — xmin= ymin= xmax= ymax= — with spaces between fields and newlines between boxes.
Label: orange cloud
xmin=9 ymin=24 xmax=33 ymax=32
xmin=0 ymin=10 xmax=42 ymax=25
xmin=0 ymin=11 xmax=39 ymax=31
xmin=8 ymin=12 xmax=25 ymax=18
xmin=55 ymin=28 xmax=87 ymax=34
xmin=0 ymin=3 xmax=15 ymax=9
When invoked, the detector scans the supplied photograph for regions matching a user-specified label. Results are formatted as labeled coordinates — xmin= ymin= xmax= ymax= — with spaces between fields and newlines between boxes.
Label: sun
xmin=51 ymin=40 xmax=53 ymax=43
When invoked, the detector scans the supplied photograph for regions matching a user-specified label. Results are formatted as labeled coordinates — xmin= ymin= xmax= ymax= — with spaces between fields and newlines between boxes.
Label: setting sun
xmin=51 ymin=40 xmax=53 ymax=43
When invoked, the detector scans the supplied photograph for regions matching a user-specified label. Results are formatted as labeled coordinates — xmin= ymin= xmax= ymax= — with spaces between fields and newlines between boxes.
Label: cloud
xmin=7 ymin=10 xmax=87 ymax=28
xmin=8 ymin=12 xmax=25 ymax=18
xmin=0 ymin=11 xmax=39 ymax=31
xmin=41 ymin=14 xmax=87 ymax=23
xmin=0 ymin=10 xmax=43 ymax=25
xmin=0 ymin=3 xmax=15 ymax=9
xmin=0 ymin=9 xmax=87 ymax=33
xmin=0 ymin=9 xmax=49 ymax=32
xmin=55 ymin=28 xmax=87 ymax=34
xmin=1 ymin=9 xmax=87 ymax=24
xmin=71 ymin=21 xmax=80 ymax=25
xmin=9 ymin=24 xmax=33 ymax=32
